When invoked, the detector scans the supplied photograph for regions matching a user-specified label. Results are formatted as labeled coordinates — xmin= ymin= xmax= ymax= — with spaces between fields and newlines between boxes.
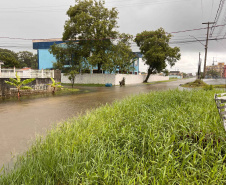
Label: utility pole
xmin=202 ymin=22 xmax=215 ymax=79
xmin=198 ymin=52 xmax=201 ymax=79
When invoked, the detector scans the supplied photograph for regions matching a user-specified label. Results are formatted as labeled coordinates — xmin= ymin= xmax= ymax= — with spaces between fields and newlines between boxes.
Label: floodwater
xmin=0 ymin=78 xmax=194 ymax=169
xmin=203 ymin=78 xmax=226 ymax=85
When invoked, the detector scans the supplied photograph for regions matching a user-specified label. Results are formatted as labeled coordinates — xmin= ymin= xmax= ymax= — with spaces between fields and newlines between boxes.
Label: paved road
xmin=0 ymin=78 xmax=194 ymax=169
xmin=203 ymin=78 xmax=226 ymax=85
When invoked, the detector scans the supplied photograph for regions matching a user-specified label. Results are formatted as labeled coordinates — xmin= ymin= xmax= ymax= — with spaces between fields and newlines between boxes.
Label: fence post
xmin=14 ymin=66 xmax=16 ymax=77
xmin=52 ymin=70 xmax=54 ymax=78
xmin=42 ymin=69 xmax=44 ymax=78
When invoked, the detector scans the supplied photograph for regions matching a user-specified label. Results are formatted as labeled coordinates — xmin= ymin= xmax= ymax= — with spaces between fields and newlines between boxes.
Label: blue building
xmin=33 ymin=39 xmax=142 ymax=75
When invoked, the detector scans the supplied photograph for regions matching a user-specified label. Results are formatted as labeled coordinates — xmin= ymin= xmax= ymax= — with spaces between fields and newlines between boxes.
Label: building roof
xmin=33 ymin=39 xmax=64 ymax=50
xmin=17 ymin=67 xmax=31 ymax=71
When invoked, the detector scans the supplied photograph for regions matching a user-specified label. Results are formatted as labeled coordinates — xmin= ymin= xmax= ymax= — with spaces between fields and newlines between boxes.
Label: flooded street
xmin=0 ymin=78 xmax=194 ymax=168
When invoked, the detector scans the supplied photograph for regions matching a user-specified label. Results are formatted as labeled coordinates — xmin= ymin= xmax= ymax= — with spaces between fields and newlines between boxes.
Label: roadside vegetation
xmin=144 ymin=78 xmax=180 ymax=85
xmin=1 ymin=89 xmax=226 ymax=184
xmin=4 ymin=72 xmax=35 ymax=100
xmin=182 ymin=79 xmax=225 ymax=90
xmin=0 ymin=48 xmax=38 ymax=69
xmin=182 ymin=79 xmax=208 ymax=88
xmin=62 ymin=83 xmax=105 ymax=87
xmin=48 ymin=77 xmax=63 ymax=94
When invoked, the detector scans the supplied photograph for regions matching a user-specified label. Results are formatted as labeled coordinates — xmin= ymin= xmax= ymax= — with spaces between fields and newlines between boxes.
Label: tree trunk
xmin=97 ymin=63 xmax=102 ymax=73
xmin=72 ymin=78 xmax=74 ymax=88
xmin=143 ymin=68 xmax=152 ymax=83
xmin=17 ymin=89 xmax=20 ymax=100
xmin=52 ymin=87 xmax=55 ymax=94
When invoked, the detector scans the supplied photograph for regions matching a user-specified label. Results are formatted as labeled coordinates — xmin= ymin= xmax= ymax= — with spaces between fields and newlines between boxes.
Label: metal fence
xmin=0 ymin=68 xmax=54 ymax=78
xmin=215 ymin=93 xmax=226 ymax=131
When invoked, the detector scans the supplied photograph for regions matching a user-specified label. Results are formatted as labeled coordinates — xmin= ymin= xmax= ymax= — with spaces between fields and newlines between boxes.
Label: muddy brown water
xmin=0 ymin=78 xmax=194 ymax=169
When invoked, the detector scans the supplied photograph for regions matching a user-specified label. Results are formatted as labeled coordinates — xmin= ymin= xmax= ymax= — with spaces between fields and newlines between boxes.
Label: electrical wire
xmin=210 ymin=0 xmax=225 ymax=37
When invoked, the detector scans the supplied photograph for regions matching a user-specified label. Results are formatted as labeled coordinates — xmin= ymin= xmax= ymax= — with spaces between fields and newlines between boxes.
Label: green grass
xmin=213 ymin=84 xmax=226 ymax=89
xmin=1 ymin=89 xmax=226 ymax=184
xmin=182 ymin=79 xmax=226 ymax=90
xmin=62 ymin=83 xmax=105 ymax=87
xmin=144 ymin=78 xmax=179 ymax=85
xmin=181 ymin=79 xmax=207 ymax=88
xmin=61 ymin=88 xmax=80 ymax=92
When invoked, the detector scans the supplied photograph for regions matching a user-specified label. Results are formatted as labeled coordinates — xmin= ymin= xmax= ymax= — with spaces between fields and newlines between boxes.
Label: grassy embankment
xmin=144 ymin=77 xmax=190 ymax=85
xmin=62 ymin=83 xmax=105 ymax=87
xmin=182 ymin=79 xmax=226 ymax=89
xmin=1 ymin=89 xmax=226 ymax=184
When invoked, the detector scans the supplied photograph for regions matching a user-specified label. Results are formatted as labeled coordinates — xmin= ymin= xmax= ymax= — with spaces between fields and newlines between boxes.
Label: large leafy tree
xmin=0 ymin=48 xmax=20 ymax=68
xmin=206 ymin=69 xmax=220 ymax=78
xmin=63 ymin=0 xmax=118 ymax=73
xmin=135 ymin=28 xmax=181 ymax=82
xmin=17 ymin=51 xmax=38 ymax=69
xmin=104 ymin=33 xmax=136 ymax=73
xmin=49 ymin=42 xmax=89 ymax=87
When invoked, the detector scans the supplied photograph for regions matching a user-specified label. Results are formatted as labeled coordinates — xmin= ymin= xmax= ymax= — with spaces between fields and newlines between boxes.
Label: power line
xmin=170 ymin=37 xmax=226 ymax=44
xmin=1 ymin=24 xmax=225 ymax=41
xmin=0 ymin=24 xmax=226 ymax=51
xmin=210 ymin=0 xmax=225 ymax=37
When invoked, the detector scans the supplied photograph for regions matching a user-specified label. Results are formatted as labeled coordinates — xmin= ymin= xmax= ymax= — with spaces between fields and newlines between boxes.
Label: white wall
xmin=62 ymin=74 xmax=115 ymax=84
xmin=61 ymin=73 xmax=169 ymax=85
xmin=115 ymin=74 xmax=144 ymax=85
xmin=147 ymin=75 xmax=169 ymax=82
xmin=139 ymin=58 xmax=148 ymax=73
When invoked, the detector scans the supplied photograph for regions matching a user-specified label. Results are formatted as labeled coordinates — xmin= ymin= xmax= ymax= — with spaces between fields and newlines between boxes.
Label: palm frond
xmin=9 ymin=78 xmax=20 ymax=86
xmin=50 ymin=78 xmax=55 ymax=84
xmin=21 ymin=86 xmax=33 ymax=90
xmin=22 ymin=78 xmax=35 ymax=85
xmin=5 ymin=81 xmax=17 ymax=87
xmin=15 ymin=72 xmax=21 ymax=83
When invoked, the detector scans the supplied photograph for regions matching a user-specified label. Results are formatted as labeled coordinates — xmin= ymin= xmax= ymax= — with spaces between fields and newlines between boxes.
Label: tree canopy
xmin=63 ymin=0 xmax=119 ymax=73
xmin=0 ymin=48 xmax=20 ymax=68
xmin=135 ymin=28 xmax=181 ymax=82
xmin=103 ymin=33 xmax=136 ymax=73
xmin=206 ymin=69 xmax=221 ymax=78
xmin=49 ymin=41 xmax=89 ymax=87
xmin=0 ymin=49 xmax=37 ymax=69
xmin=17 ymin=51 xmax=38 ymax=69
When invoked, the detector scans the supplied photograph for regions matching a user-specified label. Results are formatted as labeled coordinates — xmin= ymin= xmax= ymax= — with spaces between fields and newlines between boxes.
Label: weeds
xmin=182 ymin=79 xmax=207 ymax=88
xmin=1 ymin=89 xmax=226 ymax=184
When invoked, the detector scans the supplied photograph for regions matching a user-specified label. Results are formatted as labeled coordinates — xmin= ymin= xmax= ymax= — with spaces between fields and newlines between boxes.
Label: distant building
xmin=169 ymin=71 xmax=183 ymax=79
xmin=206 ymin=62 xmax=225 ymax=78
xmin=187 ymin=73 xmax=193 ymax=77
xmin=32 ymin=39 xmax=145 ymax=75
xmin=223 ymin=65 xmax=226 ymax=78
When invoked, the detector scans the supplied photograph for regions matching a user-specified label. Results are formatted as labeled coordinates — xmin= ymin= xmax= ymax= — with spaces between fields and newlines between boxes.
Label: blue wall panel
xmin=34 ymin=41 xmax=142 ymax=74
xmin=38 ymin=49 xmax=56 ymax=69
xmin=33 ymin=41 xmax=64 ymax=50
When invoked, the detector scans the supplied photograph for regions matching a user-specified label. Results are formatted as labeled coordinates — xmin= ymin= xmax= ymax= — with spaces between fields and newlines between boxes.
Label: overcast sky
xmin=0 ymin=0 xmax=226 ymax=74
